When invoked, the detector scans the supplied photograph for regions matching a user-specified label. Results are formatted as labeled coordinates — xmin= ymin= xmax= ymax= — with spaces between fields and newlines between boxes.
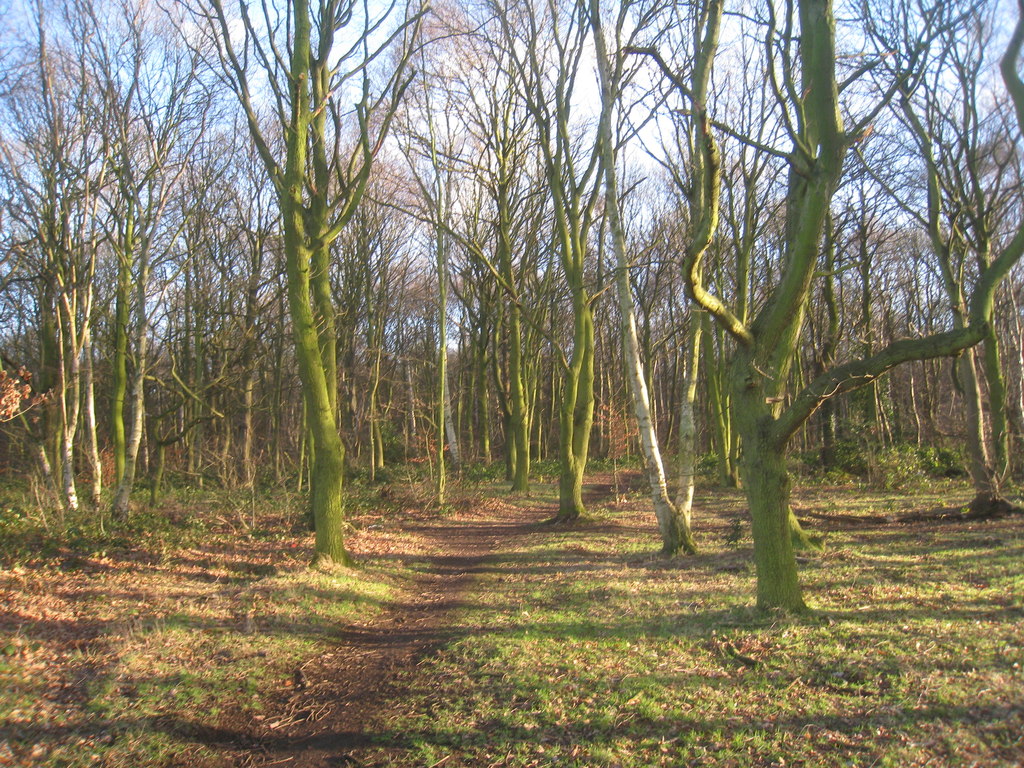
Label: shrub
xmin=831 ymin=440 xmax=869 ymax=477
xmin=872 ymin=444 xmax=924 ymax=491
xmin=915 ymin=445 xmax=967 ymax=478
xmin=870 ymin=443 xmax=965 ymax=490
xmin=696 ymin=452 xmax=719 ymax=478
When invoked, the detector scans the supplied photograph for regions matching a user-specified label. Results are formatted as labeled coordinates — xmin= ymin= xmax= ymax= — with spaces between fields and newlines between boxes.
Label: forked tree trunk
xmin=980 ymin=321 xmax=1010 ymax=481
xmin=737 ymin=412 xmax=807 ymax=612
xmin=958 ymin=335 xmax=1016 ymax=517
xmin=285 ymin=234 xmax=351 ymax=566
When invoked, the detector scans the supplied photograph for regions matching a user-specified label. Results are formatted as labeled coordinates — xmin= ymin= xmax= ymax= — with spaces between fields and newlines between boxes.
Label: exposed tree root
xmin=964 ymin=495 xmax=1023 ymax=519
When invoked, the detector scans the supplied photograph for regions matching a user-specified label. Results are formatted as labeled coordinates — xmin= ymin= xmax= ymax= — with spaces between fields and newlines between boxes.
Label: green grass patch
xmin=0 ymin=485 xmax=405 ymax=767
xmin=360 ymin=482 xmax=1024 ymax=767
xmin=3 ymin=477 xmax=1021 ymax=767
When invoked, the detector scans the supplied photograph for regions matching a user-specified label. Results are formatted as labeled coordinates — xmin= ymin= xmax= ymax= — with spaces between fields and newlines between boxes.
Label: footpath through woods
xmin=216 ymin=476 xmax=1024 ymax=768
xmin=2 ymin=475 xmax=1022 ymax=766
xmin=233 ymin=494 xmax=554 ymax=768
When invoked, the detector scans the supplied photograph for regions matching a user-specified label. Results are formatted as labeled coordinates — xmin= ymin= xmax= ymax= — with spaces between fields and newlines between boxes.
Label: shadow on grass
xmin=4 ymin=493 xmax=1022 ymax=767
xmin=179 ymin=700 xmax=1024 ymax=765
xmin=0 ymin=713 xmax=262 ymax=763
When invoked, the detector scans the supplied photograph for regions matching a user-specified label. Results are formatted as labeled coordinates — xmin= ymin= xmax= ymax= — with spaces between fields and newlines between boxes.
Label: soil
xmin=197 ymin=473 xmax=650 ymax=768
xmin=219 ymin=496 xmax=553 ymax=768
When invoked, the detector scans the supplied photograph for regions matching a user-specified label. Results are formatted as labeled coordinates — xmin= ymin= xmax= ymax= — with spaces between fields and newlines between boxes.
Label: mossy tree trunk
xmin=208 ymin=0 xmax=422 ymax=565
xmin=556 ymin=288 xmax=596 ymax=521
xmin=496 ymin=0 xmax=603 ymax=522
xmin=499 ymin=158 xmax=532 ymax=494
xmin=733 ymin=382 xmax=805 ymax=611
xmin=111 ymin=222 xmax=131 ymax=490
xmin=111 ymin=251 xmax=151 ymax=521
xmin=703 ymin=319 xmax=739 ymax=487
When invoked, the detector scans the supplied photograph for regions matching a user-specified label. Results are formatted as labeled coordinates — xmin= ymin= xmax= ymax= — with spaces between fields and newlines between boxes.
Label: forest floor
xmin=1 ymin=471 xmax=1023 ymax=767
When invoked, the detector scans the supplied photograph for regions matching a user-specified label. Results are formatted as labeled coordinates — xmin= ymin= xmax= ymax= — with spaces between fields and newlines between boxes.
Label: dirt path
xmin=233 ymin=502 xmax=548 ymax=768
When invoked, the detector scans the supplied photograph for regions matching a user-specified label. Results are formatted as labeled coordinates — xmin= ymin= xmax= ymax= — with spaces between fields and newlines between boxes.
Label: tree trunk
xmin=980 ymin=320 xmax=1010 ymax=484
xmin=150 ymin=442 xmax=165 ymax=507
xmin=508 ymin=303 xmax=530 ymax=491
xmin=703 ymin=318 xmax=739 ymax=486
xmin=444 ymin=363 xmax=461 ymax=472
xmin=557 ymin=296 xmax=595 ymax=521
xmin=731 ymin=358 xmax=807 ymax=612
xmin=676 ymin=315 xmax=702 ymax=528
xmin=372 ymin=418 xmax=384 ymax=471
xmin=55 ymin=304 xmax=81 ymax=514
xmin=111 ymin=249 xmax=130 ymax=488
xmin=958 ymin=347 xmax=1005 ymax=512
xmin=405 ymin=359 xmax=417 ymax=461
xmin=475 ymin=334 xmax=492 ymax=463
xmin=591 ymin=5 xmax=694 ymax=553
xmin=112 ymin=255 xmax=151 ymax=522
xmin=242 ymin=370 xmax=255 ymax=487
xmin=83 ymin=329 xmax=102 ymax=506
xmin=435 ymin=236 xmax=449 ymax=505
xmin=740 ymin=432 xmax=807 ymax=612
xmin=286 ymin=236 xmax=351 ymax=566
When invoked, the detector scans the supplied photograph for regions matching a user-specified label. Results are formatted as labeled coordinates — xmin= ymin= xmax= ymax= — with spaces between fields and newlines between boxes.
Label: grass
xmin=1 ymin=473 xmax=1022 ymax=766
xmin=0 ymin=483 xmax=410 ymax=767
xmin=358 ymin=481 xmax=1024 ymax=767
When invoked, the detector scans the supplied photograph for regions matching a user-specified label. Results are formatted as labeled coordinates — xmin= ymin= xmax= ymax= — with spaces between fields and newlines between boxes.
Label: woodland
xmin=1 ymin=0 xmax=1024 ymax=765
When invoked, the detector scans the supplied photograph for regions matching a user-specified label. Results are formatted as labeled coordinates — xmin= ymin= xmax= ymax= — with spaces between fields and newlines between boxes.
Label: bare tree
xmin=195 ymin=0 xmax=425 ymax=564
xmin=0 ymin=0 xmax=110 ymax=514
xmin=637 ymin=0 xmax=1024 ymax=611
xmin=868 ymin=0 xmax=1023 ymax=514
xmin=591 ymin=0 xmax=697 ymax=554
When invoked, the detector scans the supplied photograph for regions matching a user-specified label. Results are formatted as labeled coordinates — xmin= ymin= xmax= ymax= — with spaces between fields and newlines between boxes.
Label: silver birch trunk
xmin=591 ymin=0 xmax=695 ymax=554
xmin=444 ymin=367 xmax=461 ymax=471
xmin=676 ymin=316 xmax=702 ymax=524
xmin=56 ymin=307 xmax=80 ymax=514
xmin=83 ymin=329 xmax=102 ymax=506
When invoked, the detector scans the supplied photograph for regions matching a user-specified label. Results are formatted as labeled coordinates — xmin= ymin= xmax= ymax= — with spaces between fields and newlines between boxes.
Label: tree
xmin=82 ymin=0 xmax=213 ymax=520
xmin=398 ymin=21 xmax=466 ymax=503
xmin=867 ymin=0 xmax=1023 ymax=514
xmin=496 ymin=0 xmax=606 ymax=520
xmin=590 ymin=0 xmax=697 ymax=554
xmin=642 ymin=0 xmax=1024 ymax=610
xmin=199 ymin=0 xmax=424 ymax=565
xmin=0 ymin=0 xmax=110 ymax=514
